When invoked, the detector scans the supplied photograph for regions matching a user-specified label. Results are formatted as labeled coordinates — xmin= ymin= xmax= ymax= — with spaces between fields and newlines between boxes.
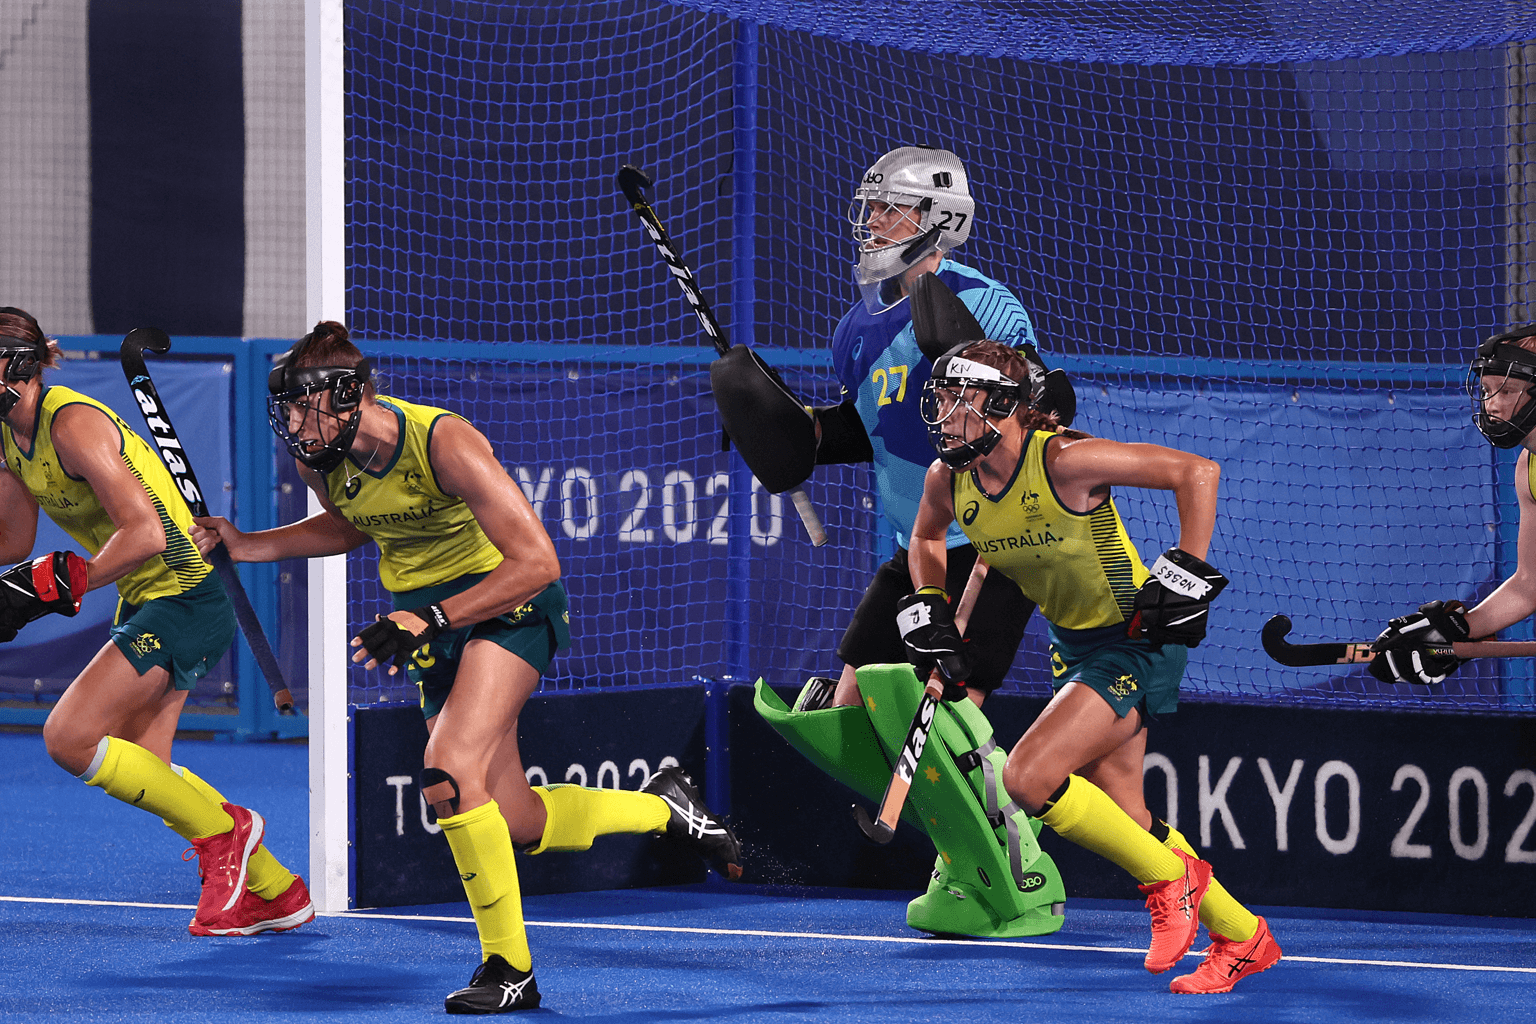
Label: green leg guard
xmin=755 ymin=673 xmax=1066 ymax=938
xmin=753 ymin=679 xmax=924 ymax=830
xmin=858 ymin=664 xmax=1066 ymax=938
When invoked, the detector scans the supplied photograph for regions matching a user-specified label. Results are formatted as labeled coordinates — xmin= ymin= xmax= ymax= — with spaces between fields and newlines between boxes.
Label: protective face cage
xmin=920 ymin=352 xmax=1025 ymax=470
xmin=0 ymin=344 xmax=41 ymax=384
xmin=847 ymin=147 xmax=975 ymax=312
xmin=1469 ymin=325 xmax=1536 ymax=449
xmin=267 ymin=358 xmax=371 ymax=473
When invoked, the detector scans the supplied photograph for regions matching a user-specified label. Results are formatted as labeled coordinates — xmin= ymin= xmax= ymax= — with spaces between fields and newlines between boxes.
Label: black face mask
xmin=1470 ymin=338 xmax=1536 ymax=449
xmin=266 ymin=363 xmax=370 ymax=473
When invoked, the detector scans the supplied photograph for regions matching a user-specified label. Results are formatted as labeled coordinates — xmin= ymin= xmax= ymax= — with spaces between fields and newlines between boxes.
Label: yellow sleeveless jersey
xmin=952 ymin=429 xmax=1150 ymax=631
xmin=327 ymin=396 xmax=503 ymax=593
xmin=1 ymin=385 xmax=210 ymax=605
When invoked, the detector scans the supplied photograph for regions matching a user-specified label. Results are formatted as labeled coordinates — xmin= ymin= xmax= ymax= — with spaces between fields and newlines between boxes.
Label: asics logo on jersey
xmin=460 ymin=872 xmax=476 ymax=881
xmin=658 ymin=795 xmax=728 ymax=839
xmin=962 ymin=500 xmax=980 ymax=525
xmin=345 ymin=475 xmax=363 ymax=499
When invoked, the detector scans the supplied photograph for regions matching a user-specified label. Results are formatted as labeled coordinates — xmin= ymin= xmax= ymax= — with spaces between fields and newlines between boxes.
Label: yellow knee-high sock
xmin=524 ymin=785 xmax=670 ymax=855
xmin=1038 ymin=775 xmax=1186 ymax=885
xmin=81 ymin=737 xmax=232 ymax=839
xmin=1161 ymin=824 xmax=1257 ymax=941
xmin=173 ymin=764 xmax=296 ymax=900
xmin=439 ymin=799 xmax=531 ymax=971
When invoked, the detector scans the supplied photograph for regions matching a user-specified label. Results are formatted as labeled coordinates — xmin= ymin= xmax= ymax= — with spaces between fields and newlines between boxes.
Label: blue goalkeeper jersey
xmin=830 ymin=259 xmax=1039 ymax=549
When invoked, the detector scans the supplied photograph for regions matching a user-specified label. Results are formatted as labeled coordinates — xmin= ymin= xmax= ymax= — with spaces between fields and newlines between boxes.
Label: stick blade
xmin=121 ymin=327 xmax=171 ymax=360
xmin=617 ymin=164 xmax=652 ymax=205
xmin=909 ymin=272 xmax=987 ymax=362
xmin=1260 ymin=614 xmax=1299 ymax=664
xmin=852 ymin=804 xmax=896 ymax=845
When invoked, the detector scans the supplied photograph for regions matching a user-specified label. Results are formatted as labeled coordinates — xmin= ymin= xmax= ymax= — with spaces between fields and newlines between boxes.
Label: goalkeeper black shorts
xmin=836 ymin=544 xmax=1033 ymax=694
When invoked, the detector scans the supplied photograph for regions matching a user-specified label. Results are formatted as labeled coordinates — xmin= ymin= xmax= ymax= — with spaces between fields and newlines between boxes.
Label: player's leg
xmin=424 ymin=640 xmax=543 ymax=1013
xmin=1004 ymin=682 xmax=1210 ymax=973
xmin=1137 ymin=777 xmax=1280 ymax=990
xmin=43 ymin=642 xmax=264 ymax=931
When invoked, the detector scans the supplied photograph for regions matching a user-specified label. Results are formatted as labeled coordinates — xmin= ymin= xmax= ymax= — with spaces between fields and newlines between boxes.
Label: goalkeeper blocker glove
xmin=1369 ymin=599 xmax=1471 ymax=686
xmin=1126 ymin=548 xmax=1230 ymax=648
xmin=0 ymin=551 xmax=88 ymax=643
xmin=895 ymin=587 xmax=973 ymax=700
xmin=354 ymin=602 xmax=450 ymax=671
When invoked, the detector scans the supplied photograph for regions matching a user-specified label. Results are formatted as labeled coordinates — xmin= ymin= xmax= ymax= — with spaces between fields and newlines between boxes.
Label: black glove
xmin=1369 ymin=600 xmax=1471 ymax=685
xmin=895 ymin=587 xmax=973 ymax=699
xmin=354 ymin=602 xmax=450 ymax=670
xmin=1126 ymin=548 xmax=1229 ymax=648
xmin=0 ymin=551 xmax=88 ymax=643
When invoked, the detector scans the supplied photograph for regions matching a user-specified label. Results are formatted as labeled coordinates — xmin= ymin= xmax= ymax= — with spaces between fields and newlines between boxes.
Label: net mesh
xmin=346 ymin=0 xmax=1536 ymax=713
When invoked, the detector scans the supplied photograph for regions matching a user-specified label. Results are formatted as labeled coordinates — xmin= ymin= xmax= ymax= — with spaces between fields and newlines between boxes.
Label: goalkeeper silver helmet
xmin=848 ymin=146 xmax=975 ymax=312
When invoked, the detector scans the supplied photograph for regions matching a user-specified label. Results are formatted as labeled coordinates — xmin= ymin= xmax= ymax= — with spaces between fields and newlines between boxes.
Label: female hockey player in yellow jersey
xmin=193 ymin=321 xmax=741 ymax=1014
xmin=0 ymin=307 xmax=311 ymax=937
xmin=901 ymin=339 xmax=1280 ymax=994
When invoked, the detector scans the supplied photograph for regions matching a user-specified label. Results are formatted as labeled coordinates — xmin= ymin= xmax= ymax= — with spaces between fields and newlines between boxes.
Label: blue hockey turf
xmin=0 ymin=732 xmax=1531 ymax=1022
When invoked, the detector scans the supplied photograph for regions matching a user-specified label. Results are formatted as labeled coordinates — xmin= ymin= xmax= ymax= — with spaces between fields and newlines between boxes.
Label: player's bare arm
xmin=51 ymin=403 xmax=166 ymax=591
xmin=0 ymin=469 xmax=39 ymax=562
xmin=191 ymin=459 xmax=370 ymax=564
xmin=1045 ymin=435 xmax=1220 ymax=559
xmin=1464 ymin=453 xmax=1536 ymax=637
xmin=414 ymin=415 xmax=559 ymax=629
xmin=908 ymin=458 xmax=958 ymax=590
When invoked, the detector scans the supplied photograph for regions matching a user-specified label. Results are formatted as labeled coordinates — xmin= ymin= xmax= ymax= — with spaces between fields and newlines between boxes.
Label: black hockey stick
xmin=1261 ymin=614 xmax=1536 ymax=667
xmin=617 ymin=164 xmax=828 ymax=547
xmin=121 ymin=329 xmax=294 ymax=712
xmin=854 ymin=558 xmax=988 ymax=844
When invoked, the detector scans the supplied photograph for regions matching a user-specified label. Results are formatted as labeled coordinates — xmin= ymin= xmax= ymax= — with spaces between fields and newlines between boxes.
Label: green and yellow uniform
xmin=1 ymin=385 xmax=233 ymax=689
xmin=333 ymin=398 xmax=658 ymax=977
xmin=329 ymin=396 xmax=570 ymax=718
xmin=951 ymin=428 xmax=1184 ymax=718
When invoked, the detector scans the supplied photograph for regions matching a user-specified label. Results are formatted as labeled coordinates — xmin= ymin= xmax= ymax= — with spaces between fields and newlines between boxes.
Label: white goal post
xmin=305 ymin=0 xmax=351 ymax=916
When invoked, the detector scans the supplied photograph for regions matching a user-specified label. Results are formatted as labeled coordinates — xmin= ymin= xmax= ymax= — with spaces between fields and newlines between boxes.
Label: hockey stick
xmin=121 ymin=328 xmax=294 ymax=712
xmin=854 ymin=558 xmax=989 ymax=844
xmin=617 ymin=164 xmax=828 ymax=547
xmin=1261 ymin=614 xmax=1536 ymax=667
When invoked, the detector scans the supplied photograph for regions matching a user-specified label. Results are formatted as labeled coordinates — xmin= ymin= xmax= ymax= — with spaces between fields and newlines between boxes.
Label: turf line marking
xmin=4 ymin=896 xmax=1530 ymax=976
xmin=0 ymin=895 xmax=195 ymax=911
xmin=344 ymin=910 xmax=1536 ymax=975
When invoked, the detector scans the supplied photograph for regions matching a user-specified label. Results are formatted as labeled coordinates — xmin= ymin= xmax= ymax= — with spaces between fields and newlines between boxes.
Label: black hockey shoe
xmin=641 ymin=766 xmax=744 ymax=880
xmin=445 ymin=954 xmax=541 ymax=1014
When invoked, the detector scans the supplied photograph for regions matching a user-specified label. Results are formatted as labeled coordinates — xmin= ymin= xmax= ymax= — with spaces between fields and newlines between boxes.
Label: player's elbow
xmin=130 ymin=525 xmax=168 ymax=565
xmin=527 ymin=548 xmax=561 ymax=591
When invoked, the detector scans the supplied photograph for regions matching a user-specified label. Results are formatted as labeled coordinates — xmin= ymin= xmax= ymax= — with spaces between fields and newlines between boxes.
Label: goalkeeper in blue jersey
xmin=816 ymin=145 xmax=1052 ymax=708
xmin=745 ymin=147 xmax=1076 ymax=942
